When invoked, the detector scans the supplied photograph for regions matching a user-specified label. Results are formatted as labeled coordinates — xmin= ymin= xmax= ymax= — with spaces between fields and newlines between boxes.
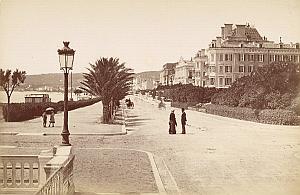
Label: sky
xmin=0 ymin=0 xmax=299 ymax=75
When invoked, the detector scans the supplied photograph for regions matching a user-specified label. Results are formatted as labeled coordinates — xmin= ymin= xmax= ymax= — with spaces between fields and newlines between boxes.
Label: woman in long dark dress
xmin=169 ymin=110 xmax=177 ymax=134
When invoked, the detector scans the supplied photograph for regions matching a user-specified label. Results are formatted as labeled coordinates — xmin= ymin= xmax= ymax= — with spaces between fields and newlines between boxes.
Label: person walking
xmin=181 ymin=108 xmax=187 ymax=134
xmin=42 ymin=112 xmax=47 ymax=127
xmin=49 ymin=111 xmax=55 ymax=127
xmin=169 ymin=110 xmax=177 ymax=134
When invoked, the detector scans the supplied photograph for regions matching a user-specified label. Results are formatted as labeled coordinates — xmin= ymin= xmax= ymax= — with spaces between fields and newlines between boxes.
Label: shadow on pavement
xmin=126 ymin=118 xmax=151 ymax=122
xmin=126 ymin=121 xmax=145 ymax=127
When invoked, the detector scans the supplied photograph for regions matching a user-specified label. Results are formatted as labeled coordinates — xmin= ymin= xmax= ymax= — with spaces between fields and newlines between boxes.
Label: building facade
xmin=206 ymin=23 xmax=300 ymax=88
xmin=160 ymin=63 xmax=177 ymax=85
xmin=133 ymin=71 xmax=160 ymax=91
xmin=173 ymin=57 xmax=195 ymax=85
xmin=158 ymin=23 xmax=300 ymax=88
xmin=193 ymin=49 xmax=208 ymax=87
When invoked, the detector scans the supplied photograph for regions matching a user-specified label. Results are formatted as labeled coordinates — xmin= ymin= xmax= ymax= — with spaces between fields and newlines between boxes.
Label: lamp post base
xmin=61 ymin=132 xmax=71 ymax=146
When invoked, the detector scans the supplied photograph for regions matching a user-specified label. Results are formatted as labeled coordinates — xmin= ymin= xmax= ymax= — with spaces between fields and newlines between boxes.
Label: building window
xmin=203 ymin=72 xmax=206 ymax=77
xmin=210 ymin=78 xmax=215 ymax=85
xmin=269 ymin=55 xmax=273 ymax=62
xmin=248 ymin=66 xmax=253 ymax=72
xmin=202 ymin=81 xmax=206 ymax=86
xmin=219 ymin=54 xmax=223 ymax=61
xmin=239 ymin=65 xmax=244 ymax=72
xmin=225 ymin=78 xmax=232 ymax=85
xmin=219 ymin=66 xmax=223 ymax=73
xmin=241 ymin=54 xmax=245 ymax=61
xmin=225 ymin=66 xmax=232 ymax=73
xmin=209 ymin=66 xmax=216 ymax=73
xmin=211 ymin=54 xmax=215 ymax=62
xmin=258 ymin=54 xmax=264 ymax=62
xmin=219 ymin=77 xmax=223 ymax=86
xmin=250 ymin=54 xmax=254 ymax=61
xmin=225 ymin=54 xmax=233 ymax=61
xmin=196 ymin=62 xmax=200 ymax=69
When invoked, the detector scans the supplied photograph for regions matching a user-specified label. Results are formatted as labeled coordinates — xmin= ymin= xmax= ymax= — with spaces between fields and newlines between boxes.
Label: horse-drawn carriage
xmin=125 ymin=98 xmax=134 ymax=109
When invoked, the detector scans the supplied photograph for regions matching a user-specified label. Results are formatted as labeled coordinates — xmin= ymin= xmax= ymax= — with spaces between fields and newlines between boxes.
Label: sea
xmin=0 ymin=91 xmax=77 ymax=103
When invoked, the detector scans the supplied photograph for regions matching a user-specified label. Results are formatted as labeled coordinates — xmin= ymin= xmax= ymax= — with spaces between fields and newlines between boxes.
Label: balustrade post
xmin=38 ymin=149 xmax=54 ymax=186
xmin=3 ymin=162 xmax=7 ymax=187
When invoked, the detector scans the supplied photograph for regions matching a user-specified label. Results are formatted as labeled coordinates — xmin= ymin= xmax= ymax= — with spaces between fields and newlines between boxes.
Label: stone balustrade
xmin=35 ymin=146 xmax=75 ymax=195
xmin=0 ymin=155 xmax=40 ymax=194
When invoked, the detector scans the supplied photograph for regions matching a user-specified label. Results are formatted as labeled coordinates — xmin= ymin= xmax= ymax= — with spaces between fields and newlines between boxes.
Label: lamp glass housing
xmin=58 ymin=42 xmax=75 ymax=71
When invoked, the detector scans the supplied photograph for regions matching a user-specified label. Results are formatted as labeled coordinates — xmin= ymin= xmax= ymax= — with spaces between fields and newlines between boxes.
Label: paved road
xmin=98 ymin=96 xmax=300 ymax=195
xmin=1 ymin=96 xmax=300 ymax=194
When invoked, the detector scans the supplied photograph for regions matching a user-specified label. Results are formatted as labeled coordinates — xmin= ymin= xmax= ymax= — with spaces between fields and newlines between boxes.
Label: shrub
xmin=211 ymin=62 xmax=300 ymax=110
xmin=258 ymin=109 xmax=298 ymax=125
xmin=171 ymin=101 xmax=197 ymax=109
xmin=204 ymin=104 xmax=258 ymax=122
xmin=2 ymin=98 xmax=101 ymax=122
xmin=155 ymin=84 xmax=219 ymax=105
xmin=203 ymin=104 xmax=298 ymax=125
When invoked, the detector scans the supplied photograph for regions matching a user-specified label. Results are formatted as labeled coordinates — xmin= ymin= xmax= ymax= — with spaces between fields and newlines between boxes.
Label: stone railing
xmin=0 ymin=155 xmax=40 ymax=194
xmin=35 ymin=146 xmax=75 ymax=195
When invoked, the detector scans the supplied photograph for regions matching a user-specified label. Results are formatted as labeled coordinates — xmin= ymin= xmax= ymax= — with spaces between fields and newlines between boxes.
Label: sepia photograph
xmin=0 ymin=0 xmax=299 ymax=194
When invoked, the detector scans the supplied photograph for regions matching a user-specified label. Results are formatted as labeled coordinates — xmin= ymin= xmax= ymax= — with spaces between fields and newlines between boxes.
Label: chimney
xmin=236 ymin=24 xmax=246 ymax=37
xmin=221 ymin=27 xmax=225 ymax=39
xmin=224 ymin=24 xmax=233 ymax=38
xmin=211 ymin=40 xmax=216 ymax=48
xmin=216 ymin=37 xmax=221 ymax=47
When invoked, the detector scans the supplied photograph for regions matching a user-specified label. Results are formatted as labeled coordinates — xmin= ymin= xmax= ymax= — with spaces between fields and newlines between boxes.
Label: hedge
xmin=2 ymin=98 xmax=101 ymax=122
xmin=171 ymin=101 xmax=198 ymax=109
xmin=258 ymin=109 xmax=298 ymax=125
xmin=203 ymin=104 xmax=298 ymax=125
xmin=204 ymin=104 xmax=259 ymax=122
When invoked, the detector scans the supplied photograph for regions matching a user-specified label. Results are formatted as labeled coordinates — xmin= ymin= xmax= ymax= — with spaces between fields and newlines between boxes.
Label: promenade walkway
xmin=0 ymin=101 xmax=121 ymax=136
xmin=0 ymin=101 xmax=161 ymax=195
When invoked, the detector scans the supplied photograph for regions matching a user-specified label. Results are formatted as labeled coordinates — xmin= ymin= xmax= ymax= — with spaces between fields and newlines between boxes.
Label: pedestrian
xmin=42 ymin=112 xmax=47 ymax=127
xmin=49 ymin=111 xmax=55 ymax=127
xmin=181 ymin=108 xmax=187 ymax=134
xmin=169 ymin=110 xmax=177 ymax=134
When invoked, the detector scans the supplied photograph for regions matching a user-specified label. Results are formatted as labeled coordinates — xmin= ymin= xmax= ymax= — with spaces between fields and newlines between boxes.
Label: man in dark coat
xmin=169 ymin=110 xmax=177 ymax=134
xmin=181 ymin=108 xmax=187 ymax=134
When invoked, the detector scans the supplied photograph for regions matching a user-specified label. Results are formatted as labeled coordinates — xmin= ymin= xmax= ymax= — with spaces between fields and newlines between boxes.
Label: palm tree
xmin=0 ymin=69 xmax=26 ymax=121
xmin=80 ymin=57 xmax=133 ymax=123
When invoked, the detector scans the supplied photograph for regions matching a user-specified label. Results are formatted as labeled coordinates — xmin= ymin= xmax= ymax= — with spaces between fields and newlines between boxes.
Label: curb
xmin=43 ymin=131 xmax=127 ymax=136
xmin=0 ymin=132 xmax=18 ymax=135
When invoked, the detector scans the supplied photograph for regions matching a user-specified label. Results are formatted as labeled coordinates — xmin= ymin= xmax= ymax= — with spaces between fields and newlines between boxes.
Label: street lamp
xmin=58 ymin=41 xmax=75 ymax=146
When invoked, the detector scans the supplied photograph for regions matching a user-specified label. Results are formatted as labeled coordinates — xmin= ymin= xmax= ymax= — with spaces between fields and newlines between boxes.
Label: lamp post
xmin=58 ymin=41 xmax=75 ymax=146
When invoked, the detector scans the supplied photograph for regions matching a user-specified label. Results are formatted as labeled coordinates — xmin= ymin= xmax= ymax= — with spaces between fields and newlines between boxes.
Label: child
xmin=49 ymin=111 xmax=55 ymax=127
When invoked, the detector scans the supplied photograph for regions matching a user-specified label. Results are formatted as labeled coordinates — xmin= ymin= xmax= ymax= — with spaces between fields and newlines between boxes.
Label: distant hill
xmin=20 ymin=73 xmax=84 ymax=91
xmin=19 ymin=71 xmax=161 ymax=91
xmin=134 ymin=71 xmax=161 ymax=80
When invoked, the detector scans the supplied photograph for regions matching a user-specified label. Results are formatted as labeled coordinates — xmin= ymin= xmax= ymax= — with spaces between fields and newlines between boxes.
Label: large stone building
xmin=193 ymin=49 xmax=208 ymax=87
xmin=133 ymin=71 xmax=160 ymax=91
xmin=159 ymin=23 xmax=300 ymax=88
xmin=160 ymin=62 xmax=177 ymax=85
xmin=206 ymin=23 xmax=300 ymax=88
xmin=173 ymin=57 xmax=195 ymax=85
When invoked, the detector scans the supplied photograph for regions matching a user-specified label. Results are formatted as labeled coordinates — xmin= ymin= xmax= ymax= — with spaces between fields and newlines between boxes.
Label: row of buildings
xmin=159 ymin=23 xmax=300 ymax=88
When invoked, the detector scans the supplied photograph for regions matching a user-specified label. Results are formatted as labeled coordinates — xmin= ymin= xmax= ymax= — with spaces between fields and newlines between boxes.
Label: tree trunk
xmin=6 ymin=96 xmax=10 ymax=122
xmin=102 ymin=101 xmax=110 ymax=124
xmin=110 ymin=98 xmax=114 ymax=120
